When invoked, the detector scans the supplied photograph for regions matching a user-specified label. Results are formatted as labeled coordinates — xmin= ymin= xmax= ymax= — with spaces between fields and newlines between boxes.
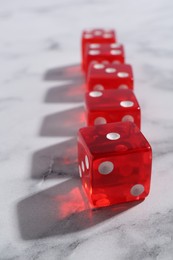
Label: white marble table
xmin=1 ymin=0 xmax=173 ymax=259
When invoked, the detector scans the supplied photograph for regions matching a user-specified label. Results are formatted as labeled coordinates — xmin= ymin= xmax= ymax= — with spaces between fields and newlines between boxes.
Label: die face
xmin=82 ymin=29 xmax=116 ymax=43
xmin=81 ymin=29 xmax=116 ymax=70
xmin=91 ymin=146 xmax=151 ymax=207
xmin=92 ymin=149 xmax=151 ymax=189
xmin=84 ymin=43 xmax=124 ymax=72
xmin=78 ymin=122 xmax=152 ymax=207
xmin=85 ymin=89 xmax=141 ymax=128
xmin=78 ymin=136 xmax=92 ymax=198
xmin=79 ymin=122 xmax=150 ymax=156
xmin=87 ymin=63 xmax=133 ymax=91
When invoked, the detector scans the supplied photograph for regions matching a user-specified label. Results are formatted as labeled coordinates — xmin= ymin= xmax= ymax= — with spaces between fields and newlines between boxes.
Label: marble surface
xmin=1 ymin=0 xmax=173 ymax=259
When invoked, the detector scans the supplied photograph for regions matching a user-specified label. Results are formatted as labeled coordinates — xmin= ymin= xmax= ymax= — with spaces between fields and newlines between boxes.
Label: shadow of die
xmin=39 ymin=106 xmax=85 ymax=137
xmin=44 ymin=63 xmax=84 ymax=82
xmin=17 ymin=178 xmax=141 ymax=240
xmin=44 ymin=82 xmax=85 ymax=103
xmin=31 ymin=138 xmax=78 ymax=180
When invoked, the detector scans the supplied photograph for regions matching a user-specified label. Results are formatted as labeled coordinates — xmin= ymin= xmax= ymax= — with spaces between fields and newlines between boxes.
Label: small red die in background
xmin=84 ymin=43 xmax=125 ymax=72
xmin=81 ymin=29 xmax=116 ymax=71
xmin=78 ymin=122 xmax=152 ymax=208
xmin=87 ymin=63 xmax=133 ymax=91
xmin=85 ymin=89 xmax=141 ymax=128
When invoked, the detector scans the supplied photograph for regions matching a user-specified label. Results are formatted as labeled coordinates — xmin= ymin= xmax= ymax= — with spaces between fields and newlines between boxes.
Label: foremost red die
xmin=87 ymin=63 xmax=133 ymax=91
xmin=81 ymin=29 xmax=116 ymax=70
xmin=84 ymin=43 xmax=124 ymax=72
xmin=85 ymin=89 xmax=141 ymax=128
xmin=78 ymin=121 xmax=152 ymax=208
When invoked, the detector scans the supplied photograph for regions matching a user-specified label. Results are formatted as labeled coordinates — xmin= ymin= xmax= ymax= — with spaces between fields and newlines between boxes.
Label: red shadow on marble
xmin=17 ymin=178 xmax=143 ymax=240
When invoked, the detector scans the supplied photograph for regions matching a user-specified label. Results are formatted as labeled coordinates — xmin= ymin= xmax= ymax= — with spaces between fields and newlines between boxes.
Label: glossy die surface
xmin=85 ymin=89 xmax=141 ymax=128
xmin=87 ymin=63 xmax=133 ymax=91
xmin=78 ymin=122 xmax=152 ymax=208
xmin=84 ymin=43 xmax=125 ymax=72
xmin=81 ymin=29 xmax=116 ymax=70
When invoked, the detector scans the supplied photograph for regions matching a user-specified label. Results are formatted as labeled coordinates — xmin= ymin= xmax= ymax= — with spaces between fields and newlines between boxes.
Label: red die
xmin=87 ymin=63 xmax=133 ymax=91
xmin=81 ymin=29 xmax=116 ymax=70
xmin=78 ymin=122 xmax=152 ymax=208
xmin=84 ymin=43 xmax=125 ymax=72
xmin=85 ymin=89 xmax=141 ymax=128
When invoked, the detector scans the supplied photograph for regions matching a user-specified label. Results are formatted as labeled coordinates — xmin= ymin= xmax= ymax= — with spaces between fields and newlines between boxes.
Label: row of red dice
xmin=77 ymin=28 xmax=152 ymax=208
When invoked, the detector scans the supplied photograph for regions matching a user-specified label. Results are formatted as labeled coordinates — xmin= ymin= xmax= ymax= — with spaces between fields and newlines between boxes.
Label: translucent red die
xmin=78 ymin=122 xmax=152 ymax=208
xmin=81 ymin=29 xmax=116 ymax=71
xmin=87 ymin=63 xmax=133 ymax=91
xmin=84 ymin=43 xmax=125 ymax=73
xmin=85 ymin=89 xmax=141 ymax=128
